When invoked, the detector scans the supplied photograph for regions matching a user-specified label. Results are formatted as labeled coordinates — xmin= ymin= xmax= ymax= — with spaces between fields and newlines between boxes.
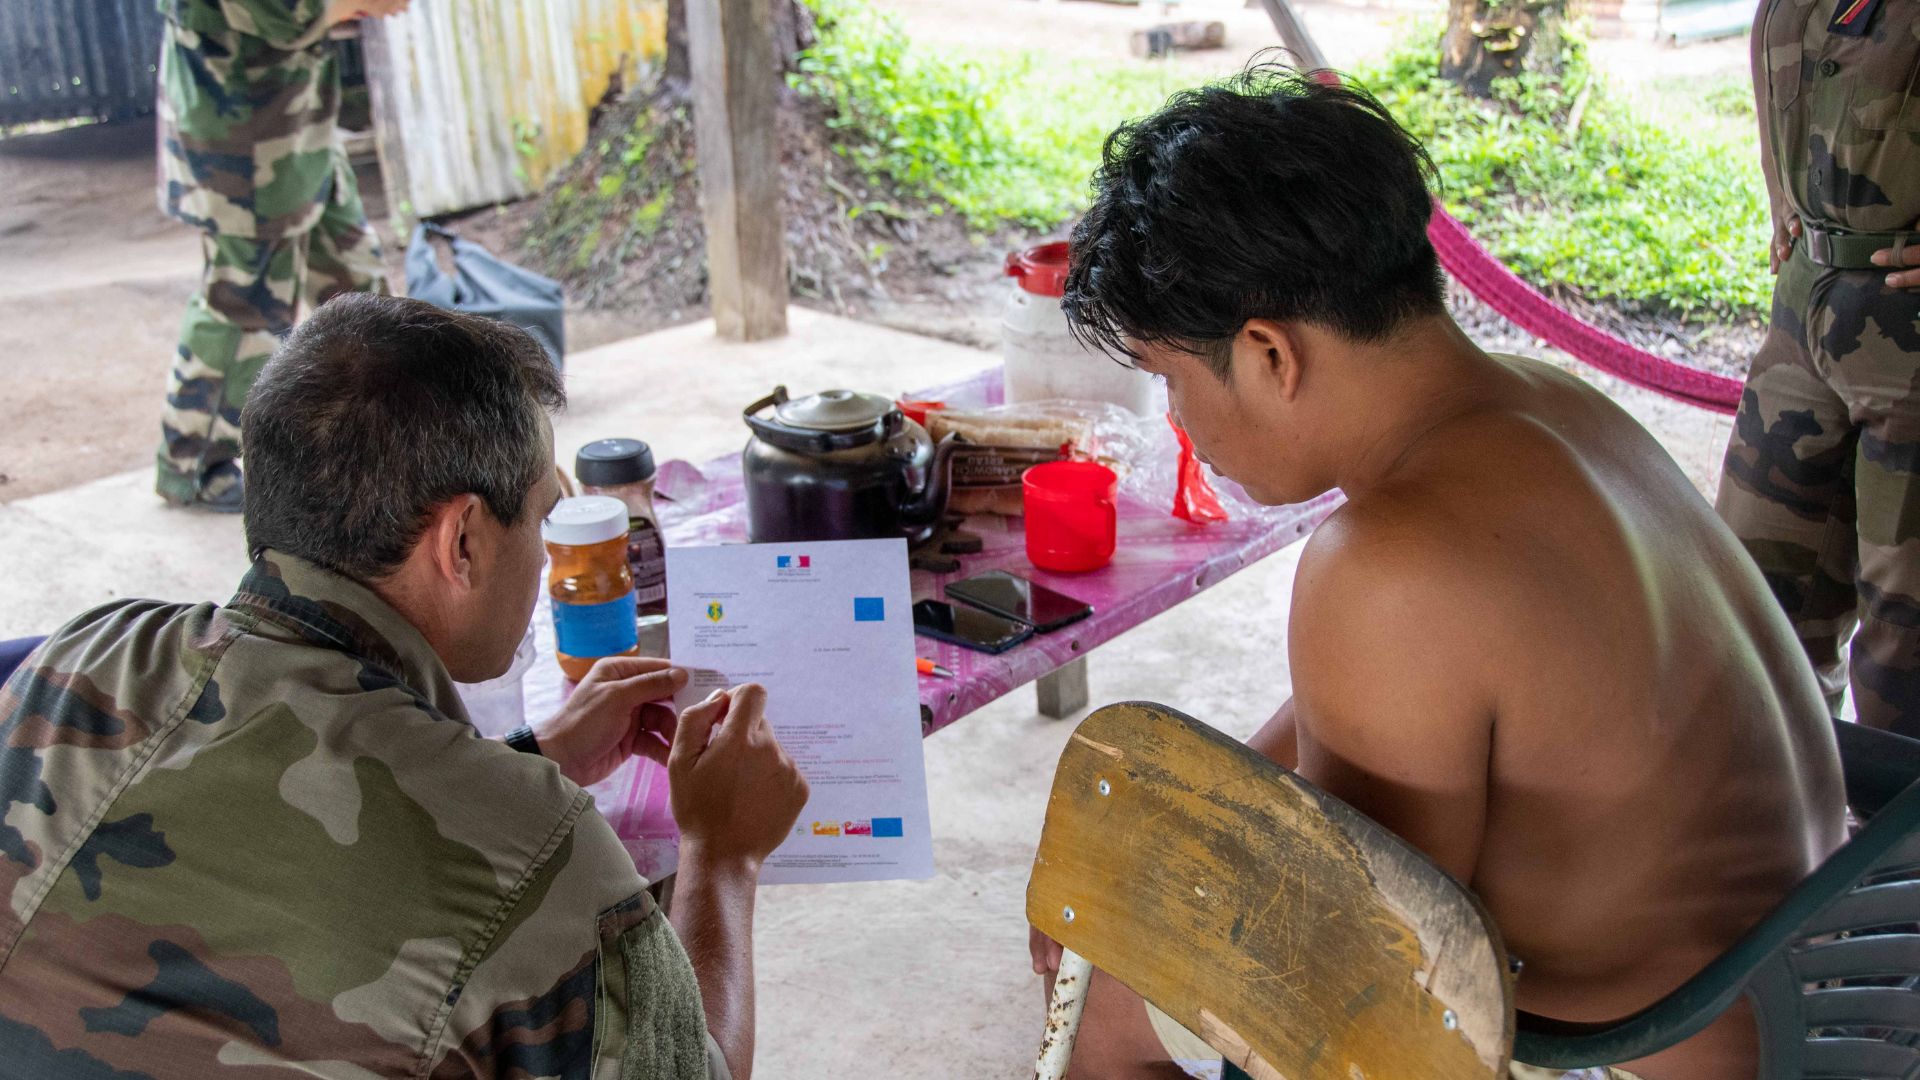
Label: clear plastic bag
xmin=959 ymin=403 xmax=1298 ymax=526
xmin=924 ymin=400 xmax=1153 ymax=516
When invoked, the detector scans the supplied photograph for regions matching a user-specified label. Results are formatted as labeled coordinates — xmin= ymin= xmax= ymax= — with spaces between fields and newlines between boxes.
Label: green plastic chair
xmin=1210 ymin=719 xmax=1920 ymax=1080
xmin=1508 ymin=719 xmax=1920 ymax=1079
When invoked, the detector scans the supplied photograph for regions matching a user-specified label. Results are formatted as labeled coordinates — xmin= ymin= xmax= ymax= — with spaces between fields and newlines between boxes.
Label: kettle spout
xmin=899 ymin=435 xmax=963 ymax=527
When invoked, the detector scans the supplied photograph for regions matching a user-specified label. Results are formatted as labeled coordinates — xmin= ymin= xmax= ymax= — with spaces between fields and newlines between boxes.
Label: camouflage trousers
xmin=156 ymin=160 xmax=389 ymax=503
xmin=1717 ymin=244 xmax=1920 ymax=735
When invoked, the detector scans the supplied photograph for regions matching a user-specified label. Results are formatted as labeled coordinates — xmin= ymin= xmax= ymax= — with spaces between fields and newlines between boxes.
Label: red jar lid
xmin=1004 ymin=241 xmax=1071 ymax=298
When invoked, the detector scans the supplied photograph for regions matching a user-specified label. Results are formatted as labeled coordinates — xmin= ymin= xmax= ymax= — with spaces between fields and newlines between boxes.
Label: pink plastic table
xmin=524 ymin=368 xmax=1338 ymax=876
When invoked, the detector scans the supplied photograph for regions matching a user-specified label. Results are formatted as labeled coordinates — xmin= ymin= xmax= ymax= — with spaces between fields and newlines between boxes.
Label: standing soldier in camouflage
xmin=155 ymin=0 xmax=407 ymax=510
xmin=1717 ymin=0 xmax=1920 ymax=734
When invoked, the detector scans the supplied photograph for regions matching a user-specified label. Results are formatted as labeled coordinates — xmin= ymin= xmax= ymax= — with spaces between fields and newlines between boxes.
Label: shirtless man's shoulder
xmin=1287 ymin=483 xmax=1509 ymax=883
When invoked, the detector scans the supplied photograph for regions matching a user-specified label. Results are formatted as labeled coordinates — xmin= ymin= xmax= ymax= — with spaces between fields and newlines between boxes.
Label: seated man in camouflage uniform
xmin=0 ymin=295 xmax=807 ymax=1078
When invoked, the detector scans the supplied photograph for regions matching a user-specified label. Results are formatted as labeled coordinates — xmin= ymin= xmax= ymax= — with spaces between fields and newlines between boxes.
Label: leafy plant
xmin=629 ymin=189 xmax=671 ymax=239
xmin=792 ymin=0 xmax=1184 ymax=228
xmin=1351 ymin=29 xmax=1770 ymax=318
xmin=511 ymin=117 xmax=541 ymax=181
xmin=523 ymin=99 xmax=692 ymax=287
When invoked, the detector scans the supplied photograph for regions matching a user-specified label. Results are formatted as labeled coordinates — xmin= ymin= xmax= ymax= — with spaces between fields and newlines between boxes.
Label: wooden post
xmin=686 ymin=0 xmax=789 ymax=341
xmin=357 ymin=18 xmax=416 ymax=235
xmin=1255 ymin=0 xmax=1330 ymax=71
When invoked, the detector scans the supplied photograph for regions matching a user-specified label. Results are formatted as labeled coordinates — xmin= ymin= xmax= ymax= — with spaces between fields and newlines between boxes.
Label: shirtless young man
xmin=1031 ymin=65 xmax=1848 ymax=1080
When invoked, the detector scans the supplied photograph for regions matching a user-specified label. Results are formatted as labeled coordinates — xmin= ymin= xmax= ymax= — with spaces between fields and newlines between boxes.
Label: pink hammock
xmin=1294 ymin=62 xmax=1747 ymax=415
xmin=1426 ymin=207 xmax=1745 ymax=415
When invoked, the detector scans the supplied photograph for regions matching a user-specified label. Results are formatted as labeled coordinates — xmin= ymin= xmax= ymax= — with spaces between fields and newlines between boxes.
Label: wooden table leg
xmin=1037 ymin=657 xmax=1089 ymax=719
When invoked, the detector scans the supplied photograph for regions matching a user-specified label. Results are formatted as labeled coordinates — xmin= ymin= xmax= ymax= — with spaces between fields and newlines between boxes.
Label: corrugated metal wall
xmin=0 ymin=0 xmax=165 ymax=126
xmin=367 ymin=0 xmax=666 ymax=219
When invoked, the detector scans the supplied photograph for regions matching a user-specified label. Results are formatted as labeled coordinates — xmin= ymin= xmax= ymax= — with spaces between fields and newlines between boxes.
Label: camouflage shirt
xmin=0 ymin=552 xmax=726 ymax=1079
xmin=1759 ymin=0 xmax=1920 ymax=232
xmin=157 ymin=1 xmax=343 ymax=240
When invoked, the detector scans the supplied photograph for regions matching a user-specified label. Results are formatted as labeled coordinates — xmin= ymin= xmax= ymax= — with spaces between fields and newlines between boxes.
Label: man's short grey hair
xmin=241 ymin=293 xmax=566 ymax=581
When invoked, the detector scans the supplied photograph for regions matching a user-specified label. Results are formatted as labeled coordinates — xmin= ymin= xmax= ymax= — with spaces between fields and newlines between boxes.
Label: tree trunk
xmin=1440 ymin=0 xmax=1566 ymax=97
xmin=665 ymin=0 xmax=814 ymax=91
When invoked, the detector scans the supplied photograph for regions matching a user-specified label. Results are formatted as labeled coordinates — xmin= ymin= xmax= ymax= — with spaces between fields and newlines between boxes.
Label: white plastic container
xmin=1002 ymin=242 xmax=1158 ymax=416
xmin=455 ymin=621 xmax=536 ymax=738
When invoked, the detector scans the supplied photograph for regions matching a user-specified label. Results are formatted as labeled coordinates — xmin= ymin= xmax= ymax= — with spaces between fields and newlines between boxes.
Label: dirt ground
xmin=0 ymin=0 xmax=1752 ymax=504
xmin=0 ymin=120 xmax=197 ymax=502
xmin=0 ymin=121 xmax=673 ymax=502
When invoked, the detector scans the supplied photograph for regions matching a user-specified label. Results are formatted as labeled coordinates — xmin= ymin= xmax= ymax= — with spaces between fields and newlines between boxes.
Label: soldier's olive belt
xmin=1801 ymin=223 xmax=1914 ymax=271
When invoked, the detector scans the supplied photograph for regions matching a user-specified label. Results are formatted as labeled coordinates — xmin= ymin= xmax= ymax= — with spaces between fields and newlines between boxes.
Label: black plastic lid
xmin=575 ymin=438 xmax=656 ymax=486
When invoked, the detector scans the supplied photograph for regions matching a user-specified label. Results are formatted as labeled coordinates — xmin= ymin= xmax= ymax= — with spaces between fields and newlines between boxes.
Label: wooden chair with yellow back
xmin=1027 ymin=701 xmax=1514 ymax=1080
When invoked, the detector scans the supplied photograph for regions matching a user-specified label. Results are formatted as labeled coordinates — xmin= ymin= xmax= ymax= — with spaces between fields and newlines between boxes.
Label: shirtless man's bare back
xmin=1034 ymin=63 xmax=1848 ymax=1080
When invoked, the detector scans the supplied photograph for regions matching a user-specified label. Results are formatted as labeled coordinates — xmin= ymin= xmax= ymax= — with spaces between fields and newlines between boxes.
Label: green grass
xmin=1354 ymin=31 xmax=1771 ymax=318
xmin=794 ymin=0 xmax=1189 ymax=228
xmin=795 ymin=1 xmax=1770 ymax=320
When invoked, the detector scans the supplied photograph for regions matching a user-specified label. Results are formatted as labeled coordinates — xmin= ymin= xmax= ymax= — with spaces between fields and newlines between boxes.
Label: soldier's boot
xmin=158 ymin=234 xmax=305 ymax=510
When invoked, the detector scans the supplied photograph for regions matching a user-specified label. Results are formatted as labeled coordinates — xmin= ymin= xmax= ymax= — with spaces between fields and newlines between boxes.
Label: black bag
xmin=405 ymin=223 xmax=566 ymax=369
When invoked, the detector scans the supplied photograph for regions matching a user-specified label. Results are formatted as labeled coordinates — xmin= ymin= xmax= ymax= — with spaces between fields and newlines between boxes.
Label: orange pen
xmin=916 ymin=657 xmax=954 ymax=679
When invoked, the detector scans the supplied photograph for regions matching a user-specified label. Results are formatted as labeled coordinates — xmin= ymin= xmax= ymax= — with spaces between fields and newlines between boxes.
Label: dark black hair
xmin=1063 ymin=57 xmax=1446 ymax=376
xmin=241 ymin=293 xmax=566 ymax=581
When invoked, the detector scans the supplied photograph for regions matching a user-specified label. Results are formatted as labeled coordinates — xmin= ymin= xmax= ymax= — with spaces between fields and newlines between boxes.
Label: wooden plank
xmin=687 ymin=0 xmax=789 ymax=341
xmin=359 ymin=18 xmax=415 ymax=230
xmin=1027 ymin=702 xmax=1513 ymax=1080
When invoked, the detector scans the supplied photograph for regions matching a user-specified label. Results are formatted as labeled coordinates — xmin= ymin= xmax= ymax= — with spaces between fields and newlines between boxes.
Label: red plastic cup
xmin=1023 ymin=461 xmax=1118 ymax=573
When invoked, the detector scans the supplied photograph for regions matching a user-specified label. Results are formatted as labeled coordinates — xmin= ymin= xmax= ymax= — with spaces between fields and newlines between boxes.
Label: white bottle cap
xmin=542 ymin=495 xmax=629 ymax=546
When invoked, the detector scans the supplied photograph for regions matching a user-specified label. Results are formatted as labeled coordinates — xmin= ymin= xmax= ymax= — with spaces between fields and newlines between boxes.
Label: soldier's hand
xmin=1871 ymin=239 xmax=1920 ymax=291
xmin=533 ymin=656 xmax=687 ymax=787
xmin=1771 ymin=216 xmax=1800 ymax=275
xmin=669 ymin=684 xmax=809 ymax=871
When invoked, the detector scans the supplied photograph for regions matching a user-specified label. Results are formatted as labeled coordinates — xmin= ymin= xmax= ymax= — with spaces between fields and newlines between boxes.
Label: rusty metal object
xmin=1034 ymin=948 xmax=1093 ymax=1080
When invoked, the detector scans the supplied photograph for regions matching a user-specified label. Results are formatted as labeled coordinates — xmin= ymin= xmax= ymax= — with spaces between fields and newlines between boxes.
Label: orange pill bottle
xmin=543 ymin=496 xmax=639 ymax=682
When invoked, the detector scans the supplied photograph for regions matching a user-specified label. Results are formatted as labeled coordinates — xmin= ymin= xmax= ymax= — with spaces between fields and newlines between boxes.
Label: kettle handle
xmin=743 ymin=386 xmax=821 ymax=450
xmin=741 ymin=382 xmax=787 ymax=417
xmin=743 ymin=386 xmax=790 ymax=420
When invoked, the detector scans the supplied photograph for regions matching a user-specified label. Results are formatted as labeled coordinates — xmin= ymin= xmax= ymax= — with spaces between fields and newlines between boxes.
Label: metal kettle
xmin=742 ymin=387 xmax=960 ymax=546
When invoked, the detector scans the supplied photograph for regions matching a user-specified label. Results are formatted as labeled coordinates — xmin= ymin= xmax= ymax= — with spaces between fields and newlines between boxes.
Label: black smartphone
xmin=911 ymin=599 xmax=1034 ymax=655
xmin=945 ymin=570 xmax=1094 ymax=633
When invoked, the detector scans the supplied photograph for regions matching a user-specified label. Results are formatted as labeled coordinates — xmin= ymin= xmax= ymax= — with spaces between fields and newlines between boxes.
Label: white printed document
xmin=657 ymin=538 xmax=934 ymax=885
